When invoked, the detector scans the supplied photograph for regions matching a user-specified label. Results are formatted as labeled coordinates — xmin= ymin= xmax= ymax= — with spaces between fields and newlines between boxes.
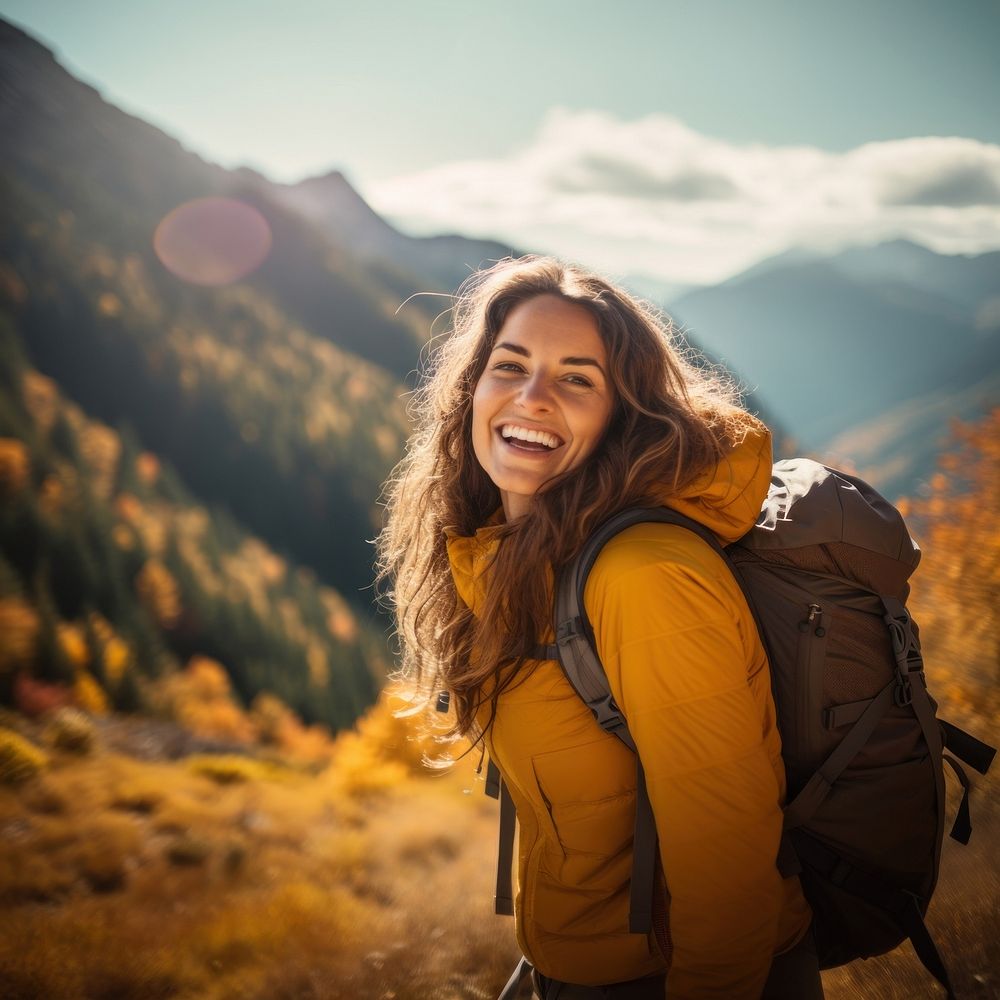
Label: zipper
xmin=796 ymin=602 xmax=828 ymax=771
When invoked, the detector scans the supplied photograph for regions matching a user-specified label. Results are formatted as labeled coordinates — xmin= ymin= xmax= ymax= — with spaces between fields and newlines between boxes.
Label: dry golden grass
xmin=0 ymin=699 xmax=521 ymax=1000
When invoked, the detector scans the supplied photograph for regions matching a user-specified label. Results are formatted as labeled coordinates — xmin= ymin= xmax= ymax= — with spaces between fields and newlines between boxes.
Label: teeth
xmin=501 ymin=425 xmax=561 ymax=449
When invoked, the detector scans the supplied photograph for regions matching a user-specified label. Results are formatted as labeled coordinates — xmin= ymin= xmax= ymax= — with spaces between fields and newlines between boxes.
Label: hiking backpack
xmin=487 ymin=459 xmax=995 ymax=999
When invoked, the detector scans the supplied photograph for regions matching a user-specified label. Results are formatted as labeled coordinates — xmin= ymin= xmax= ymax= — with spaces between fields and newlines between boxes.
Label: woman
xmin=378 ymin=256 xmax=821 ymax=999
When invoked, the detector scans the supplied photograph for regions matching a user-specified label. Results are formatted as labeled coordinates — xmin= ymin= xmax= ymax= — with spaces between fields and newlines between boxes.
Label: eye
xmin=563 ymin=373 xmax=595 ymax=388
xmin=493 ymin=361 xmax=526 ymax=374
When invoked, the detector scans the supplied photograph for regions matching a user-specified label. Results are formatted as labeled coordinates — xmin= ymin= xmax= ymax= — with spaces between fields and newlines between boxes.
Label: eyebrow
xmin=493 ymin=341 xmax=606 ymax=375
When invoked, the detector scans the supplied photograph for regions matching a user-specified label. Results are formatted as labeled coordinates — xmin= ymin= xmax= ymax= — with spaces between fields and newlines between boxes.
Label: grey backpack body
xmin=492 ymin=459 xmax=995 ymax=999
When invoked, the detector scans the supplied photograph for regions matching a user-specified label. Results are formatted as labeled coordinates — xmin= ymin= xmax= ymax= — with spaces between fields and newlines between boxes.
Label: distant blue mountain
xmin=826 ymin=239 xmax=1000 ymax=324
xmin=669 ymin=240 xmax=1000 ymax=496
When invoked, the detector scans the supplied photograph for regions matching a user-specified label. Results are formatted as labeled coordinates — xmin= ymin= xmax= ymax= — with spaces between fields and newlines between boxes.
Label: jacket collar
xmin=445 ymin=509 xmax=505 ymax=614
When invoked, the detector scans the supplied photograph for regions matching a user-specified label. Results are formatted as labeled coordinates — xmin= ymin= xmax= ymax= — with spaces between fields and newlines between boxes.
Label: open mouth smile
xmin=499 ymin=424 xmax=564 ymax=452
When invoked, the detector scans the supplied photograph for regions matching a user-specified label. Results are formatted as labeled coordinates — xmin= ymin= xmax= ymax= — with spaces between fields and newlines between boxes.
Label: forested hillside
xmin=1 ymin=177 xmax=411 ymax=599
xmin=0 ymin=326 xmax=382 ymax=730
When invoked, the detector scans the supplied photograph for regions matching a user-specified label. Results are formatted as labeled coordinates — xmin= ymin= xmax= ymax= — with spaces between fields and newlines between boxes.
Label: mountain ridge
xmin=275 ymin=168 xmax=523 ymax=294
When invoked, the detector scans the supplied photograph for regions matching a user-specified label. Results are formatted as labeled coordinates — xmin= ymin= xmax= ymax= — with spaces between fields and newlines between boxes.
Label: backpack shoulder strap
xmin=552 ymin=505 xmax=727 ymax=934
xmin=554 ymin=505 xmax=725 ymax=749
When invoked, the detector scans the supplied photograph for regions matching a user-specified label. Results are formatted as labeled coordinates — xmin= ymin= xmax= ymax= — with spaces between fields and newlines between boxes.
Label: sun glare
xmin=153 ymin=197 xmax=272 ymax=286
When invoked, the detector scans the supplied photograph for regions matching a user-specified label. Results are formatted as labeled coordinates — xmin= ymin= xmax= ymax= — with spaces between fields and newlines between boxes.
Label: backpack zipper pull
xmin=811 ymin=604 xmax=827 ymax=636
xmin=800 ymin=603 xmax=823 ymax=632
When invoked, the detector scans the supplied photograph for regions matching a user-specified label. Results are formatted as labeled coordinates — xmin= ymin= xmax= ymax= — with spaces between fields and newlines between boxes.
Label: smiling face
xmin=472 ymin=294 xmax=614 ymax=520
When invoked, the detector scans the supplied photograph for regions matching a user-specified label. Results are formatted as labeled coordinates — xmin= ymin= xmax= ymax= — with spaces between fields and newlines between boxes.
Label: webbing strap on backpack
xmin=782 ymin=679 xmax=895 ymax=831
xmin=629 ymin=759 xmax=657 ymax=933
xmin=792 ymin=832 xmax=957 ymax=1000
xmin=496 ymin=781 xmax=517 ymax=917
xmin=485 ymin=757 xmax=517 ymax=917
xmin=941 ymin=722 xmax=995 ymax=845
xmin=941 ymin=720 xmax=996 ymax=775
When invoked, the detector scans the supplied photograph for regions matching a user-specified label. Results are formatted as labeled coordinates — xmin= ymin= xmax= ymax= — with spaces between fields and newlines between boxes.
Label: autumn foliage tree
xmin=901 ymin=408 xmax=1000 ymax=726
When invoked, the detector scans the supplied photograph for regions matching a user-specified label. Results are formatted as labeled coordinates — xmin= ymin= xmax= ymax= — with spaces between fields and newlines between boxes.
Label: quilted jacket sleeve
xmin=585 ymin=523 xmax=788 ymax=1000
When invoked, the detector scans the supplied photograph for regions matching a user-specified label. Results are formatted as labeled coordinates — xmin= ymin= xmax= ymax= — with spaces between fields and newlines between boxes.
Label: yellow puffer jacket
xmin=446 ymin=426 xmax=812 ymax=998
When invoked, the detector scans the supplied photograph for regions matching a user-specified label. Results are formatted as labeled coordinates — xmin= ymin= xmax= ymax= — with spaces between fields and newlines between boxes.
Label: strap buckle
xmin=556 ymin=616 xmax=583 ymax=646
xmin=591 ymin=692 xmax=625 ymax=731
xmin=894 ymin=676 xmax=913 ymax=707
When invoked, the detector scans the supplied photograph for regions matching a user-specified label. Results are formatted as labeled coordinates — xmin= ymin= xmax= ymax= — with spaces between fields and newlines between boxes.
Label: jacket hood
xmin=655 ymin=423 xmax=772 ymax=545
xmin=446 ymin=424 xmax=773 ymax=612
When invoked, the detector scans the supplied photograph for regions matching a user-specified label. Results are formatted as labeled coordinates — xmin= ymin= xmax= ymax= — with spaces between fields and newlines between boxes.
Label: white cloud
xmin=364 ymin=109 xmax=1000 ymax=285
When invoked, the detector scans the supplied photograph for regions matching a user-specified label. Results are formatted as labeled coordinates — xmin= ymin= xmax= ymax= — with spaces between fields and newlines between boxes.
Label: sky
xmin=4 ymin=0 xmax=1000 ymax=284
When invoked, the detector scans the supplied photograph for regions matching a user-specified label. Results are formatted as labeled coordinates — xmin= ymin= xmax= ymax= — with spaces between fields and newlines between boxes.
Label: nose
xmin=515 ymin=371 xmax=554 ymax=411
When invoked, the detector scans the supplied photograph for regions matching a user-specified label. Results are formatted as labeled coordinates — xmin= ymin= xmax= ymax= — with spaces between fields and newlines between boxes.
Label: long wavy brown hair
xmin=377 ymin=256 xmax=758 ymax=737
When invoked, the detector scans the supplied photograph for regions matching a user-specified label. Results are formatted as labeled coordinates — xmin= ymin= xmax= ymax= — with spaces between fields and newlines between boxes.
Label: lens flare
xmin=153 ymin=197 xmax=272 ymax=286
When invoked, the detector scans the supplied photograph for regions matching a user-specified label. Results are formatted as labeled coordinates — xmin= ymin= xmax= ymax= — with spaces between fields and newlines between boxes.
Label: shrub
xmin=43 ymin=707 xmax=96 ymax=755
xmin=0 ymin=728 xmax=48 ymax=784
xmin=110 ymin=781 xmax=162 ymax=814
xmin=154 ymin=658 xmax=256 ymax=745
xmin=21 ymin=779 xmax=67 ymax=814
xmin=222 ymin=840 xmax=247 ymax=876
xmin=166 ymin=834 xmax=212 ymax=867
xmin=186 ymin=753 xmax=292 ymax=785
